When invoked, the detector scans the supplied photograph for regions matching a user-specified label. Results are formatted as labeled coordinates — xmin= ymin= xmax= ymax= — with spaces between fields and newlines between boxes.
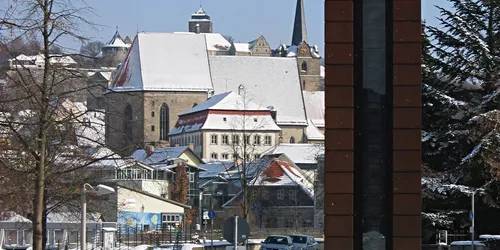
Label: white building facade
xmin=169 ymin=91 xmax=282 ymax=162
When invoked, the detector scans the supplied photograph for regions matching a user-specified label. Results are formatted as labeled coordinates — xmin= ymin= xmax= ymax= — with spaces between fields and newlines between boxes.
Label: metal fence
xmin=115 ymin=224 xmax=323 ymax=248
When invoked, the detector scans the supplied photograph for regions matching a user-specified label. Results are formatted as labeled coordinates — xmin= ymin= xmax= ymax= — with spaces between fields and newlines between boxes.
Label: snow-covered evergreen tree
xmin=423 ymin=0 xmax=500 ymax=238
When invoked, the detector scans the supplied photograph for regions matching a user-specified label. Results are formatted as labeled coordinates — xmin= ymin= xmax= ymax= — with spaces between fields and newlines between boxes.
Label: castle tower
xmin=188 ymin=6 xmax=213 ymax=33
xmin=291 ymin=0 xmax=307 ymax=46
xmin=101 ymin=27 xmax=131 ymax=67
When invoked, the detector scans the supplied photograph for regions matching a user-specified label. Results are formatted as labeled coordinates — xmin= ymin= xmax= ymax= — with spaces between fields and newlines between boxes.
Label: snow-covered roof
xmin=190 ymin=6 xmax=211 ymax=21
xmin=264 ymin=143 xmax=323 ymax=165
xmin=104 ymin=31 xmax=130 ymax=48
xmin=179 ymin=92 xmax=272 ymax=116
xmin=233 ymin=43 xmax=251 ymax=53
xmin=252 ymin=159 xmax=314 ymax=198
xmin=274 ymin=44 xmax=321 ymax=59
xmin=302 ymin=91 xmax=324 ymax=128
xmin=306 ymin=121 xmax=324 ymax=141
xmin=204 ymin=33 xmax=231 ymax=51
xmin=60 ymin=101 xmax=106 ymax=147
xmin=110 ymin=32 xmax=214 ymax=92
xmin=10 ymin=53 xmax=76 ymax=65
xmin=99 ymin=71 xmax=112 ymax=81
xmin=131 ymin=146 xmax=190 ymax=165
xmin=171 ymin=92 xmax=281 ymax=135
xmin=170 ymin=111 xmax=281 ymax=136
xmin=209 ymin=56 xmax=308 ymax=126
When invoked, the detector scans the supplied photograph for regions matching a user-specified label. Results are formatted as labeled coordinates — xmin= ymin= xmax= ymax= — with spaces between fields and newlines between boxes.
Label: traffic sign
xmin=251 ymin=204 xmax=261 ymax=212
xmin=469 ymin=211 xmax=474 ymax=221
xmin=208 ymin=210 xmax=216 ymax=219
xmin=223 ymin=216 xmax=250 ymax=244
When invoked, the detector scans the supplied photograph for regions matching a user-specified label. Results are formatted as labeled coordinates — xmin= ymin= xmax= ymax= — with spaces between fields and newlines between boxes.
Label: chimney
xmin=145 ymin=145 xmax=155 ymax=156
xmin=188 ymin=143 xmax=194 ymax=151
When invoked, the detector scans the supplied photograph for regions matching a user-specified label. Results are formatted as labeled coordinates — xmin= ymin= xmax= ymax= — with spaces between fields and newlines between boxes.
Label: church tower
xmin=291 ymin=0 xmax=307 ymax=46
xmin=188 ymin=6 xmax=213 ymax=33
xmin=291 ymin=0 xmax=322 ymax=91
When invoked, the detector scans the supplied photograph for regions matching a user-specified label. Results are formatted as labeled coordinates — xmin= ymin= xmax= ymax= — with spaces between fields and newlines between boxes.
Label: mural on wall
xmin=118 ymin=211 xmax=161 ymax=232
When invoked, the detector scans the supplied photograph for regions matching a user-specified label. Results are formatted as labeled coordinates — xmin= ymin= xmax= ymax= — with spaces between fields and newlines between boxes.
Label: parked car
xmin=155 ymin=243 xmax=205 ymax=250
xmin=260 ymin=235 xmax=294 ymax=250
xmin=289 ymin=234 xmax=319 ymax=250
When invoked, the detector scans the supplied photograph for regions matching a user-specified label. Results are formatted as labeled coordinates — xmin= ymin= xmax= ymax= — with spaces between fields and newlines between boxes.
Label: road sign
xmin=470 ymin=211 xmax=474 ymax=221
xmin=208 ymin=210 xmax=216 ymax=219
xmin=223 ymin=216 xmax=250 ymax=244
xmin=251 ymin=204 xmax=261 ymax=212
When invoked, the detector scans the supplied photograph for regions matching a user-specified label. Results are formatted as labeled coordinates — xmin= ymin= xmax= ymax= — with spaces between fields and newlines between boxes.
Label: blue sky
xmin=66 ymin=0 xmax=451 ymax=56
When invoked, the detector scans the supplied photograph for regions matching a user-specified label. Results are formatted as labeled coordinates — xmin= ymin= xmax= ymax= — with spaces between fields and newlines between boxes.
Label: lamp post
xmin=81 ymin=183 xmax=115 ymax=250
xmin=471 ymin=188 xmax=485 ymax=250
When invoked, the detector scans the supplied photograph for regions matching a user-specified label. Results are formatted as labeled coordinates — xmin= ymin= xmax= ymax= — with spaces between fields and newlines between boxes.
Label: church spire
xmin=291 ymin=0 xmax=308 ymax=46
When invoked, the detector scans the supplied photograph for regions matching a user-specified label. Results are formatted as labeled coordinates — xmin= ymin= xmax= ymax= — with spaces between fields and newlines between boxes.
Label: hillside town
xmin=3 ymin=0 xmax=500 ymax=249
xmin=0 ymin=0 xmax=326 ymax=249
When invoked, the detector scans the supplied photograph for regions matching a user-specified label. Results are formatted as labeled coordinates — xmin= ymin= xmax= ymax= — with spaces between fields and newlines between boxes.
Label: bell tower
xmin=188 ymin=6 xmax=213 ymax=33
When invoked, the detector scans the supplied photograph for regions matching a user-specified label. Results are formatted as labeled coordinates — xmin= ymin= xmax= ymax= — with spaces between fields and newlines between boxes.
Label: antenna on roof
xmin=116 ymin=26 xmax=118 ymax=33
xmin=137 ymin=24 xmax=139 ymax=34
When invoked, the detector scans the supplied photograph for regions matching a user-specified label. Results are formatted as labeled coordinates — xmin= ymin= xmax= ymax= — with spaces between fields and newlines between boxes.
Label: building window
xmin=254 ymin=135 xmax=261 ymax=145
xmin=277 ymin=189 xmax=284 ymax=200
xmin=232 ymin=135 xmax=240 ymax=145
xmin=124 ymin=104 xmax=133 ymax=140
xmin=290 ymin=136 xmax=296 ymax=143
xmin=151 ymin=111 xmax=155 ymax=117
xmin=245 ymin=154 xmax=251 ymax=161
xmin=162 ymin=214 xmax=181 ymax=230
xmin=222 ymin=153 xmax=229 ymax=160
xmin=244 ymin=135 xmax=250 ymax=144
xmin=211 ymin=134 xmax=218 ymax=145
xmin=211 ymin=153 xmax=218 ymax=160
xmin=222 ymin=135 xmax=229 ymax=145
xmin=151 ymin=125 xmax=155 ymax=132
xmin=289 ymin=189 xmax=297 ymax=200
xmin=301 ymin=61 xmax=307 ymax=72
xmin=254 ymin=154 xmax=260 ymax=160
xmin=264 ymin=135 xmax=272 ymax=145
xmin=159 ymin=104 xmax=169 ymax=140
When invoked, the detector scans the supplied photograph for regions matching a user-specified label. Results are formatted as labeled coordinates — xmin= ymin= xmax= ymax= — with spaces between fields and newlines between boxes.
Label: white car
xmin=289 ymin=234 xmax=319 ymax=250
xmin=155 ymin=243 xmax=205 ymax=250
xmin=260 ymin=235 xmax=294 ymax=250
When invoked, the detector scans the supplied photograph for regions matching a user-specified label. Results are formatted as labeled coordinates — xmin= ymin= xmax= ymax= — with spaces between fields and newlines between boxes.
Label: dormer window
xmin=223 ymin=117 xmax=227 ymax=122
xmin=254 ymin=118 xmax=258 ymax=122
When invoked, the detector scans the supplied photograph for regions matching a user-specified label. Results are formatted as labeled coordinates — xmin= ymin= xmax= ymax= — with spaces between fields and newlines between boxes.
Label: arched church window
xmin=301 ymin=61 xmax=307 ymax=72
xmin=160 ymin=104 xmax=169 ymax=140
xmin=124 ymin=104 xmax=133 ymax=140
xmin=290 ymin=136 xmax=296 ymax=143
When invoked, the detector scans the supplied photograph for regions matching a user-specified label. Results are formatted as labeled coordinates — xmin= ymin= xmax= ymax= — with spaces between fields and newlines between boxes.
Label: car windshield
xmin=264 ymin=236 xmax=289 ymax=245
xmin=290 ymin=235 xmax=308 ymax=244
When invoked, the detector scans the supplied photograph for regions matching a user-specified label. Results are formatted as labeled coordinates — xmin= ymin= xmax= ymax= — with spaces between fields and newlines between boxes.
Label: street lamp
xmin=471 ymin=188 xmax=485 ymax=250
xmin=81 ymin=183 xmax=115 ymax=250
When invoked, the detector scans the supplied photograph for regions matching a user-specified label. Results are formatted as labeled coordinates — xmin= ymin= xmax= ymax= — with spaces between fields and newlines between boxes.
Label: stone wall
xmin=298 ymin=57 xmax=322 ymax=91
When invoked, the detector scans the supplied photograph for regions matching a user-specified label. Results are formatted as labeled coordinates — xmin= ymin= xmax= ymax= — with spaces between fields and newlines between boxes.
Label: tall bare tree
xmin=0 ymin=1 xmax=119 ymax=250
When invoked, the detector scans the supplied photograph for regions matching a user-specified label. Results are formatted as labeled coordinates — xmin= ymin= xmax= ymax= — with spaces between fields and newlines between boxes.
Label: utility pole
xmin=472 ymin=192 xmax=475 ymax=250
xmin=234 ymin=216 xmax=238 ymax=249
